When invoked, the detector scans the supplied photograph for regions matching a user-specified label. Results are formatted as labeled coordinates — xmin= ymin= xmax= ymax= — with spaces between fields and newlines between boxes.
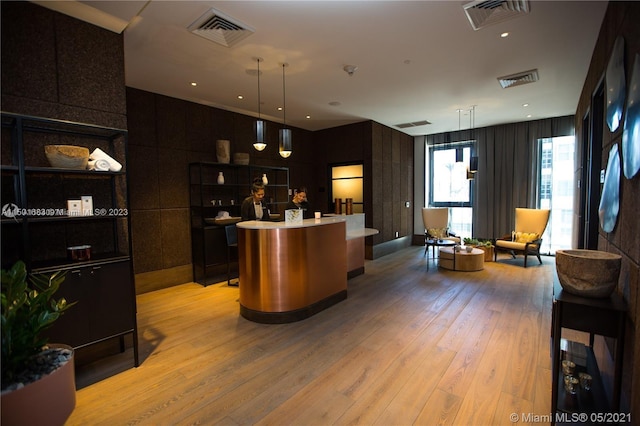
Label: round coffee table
xmin=439 ymin=247 xmax=484 ymax=271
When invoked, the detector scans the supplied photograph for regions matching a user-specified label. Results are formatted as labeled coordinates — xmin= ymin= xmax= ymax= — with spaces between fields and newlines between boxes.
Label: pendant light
xmin=279 ymin=63 xmax=292 ymax=158
xmin=470 ymin=105 xmax=478 ymax=173
xmin=253 ymin=57 xmax=266 ymax=151
xmin=455 ymin=109 xmax=463 ymax=162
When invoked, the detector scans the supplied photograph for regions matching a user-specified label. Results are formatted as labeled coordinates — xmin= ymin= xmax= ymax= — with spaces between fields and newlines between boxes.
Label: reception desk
xmin=326 ymin=213 xmax=378 ymax=278
xmin=236 ymin=217 xmax=348 ymax=323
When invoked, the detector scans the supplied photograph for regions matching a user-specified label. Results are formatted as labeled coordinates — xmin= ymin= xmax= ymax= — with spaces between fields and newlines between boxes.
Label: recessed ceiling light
xmin=527 ymin=114 xmax=532 ymax=118
xmin=306 ymin=115 xmax=311 ymax=119
xmin=237 ymin=95 xmax=244 ymax=100
xmin=277 ymin=107 xmax=283 ymax=111
xmin=329 ymin=101 xmax=341 ymax=107
xmin=501 ymin=32 xmax=509 ymax=38
xmin=523 ymin=103 xmax=529 ymax=107
xmin=190 ymin=82 xmax=197 ymax=86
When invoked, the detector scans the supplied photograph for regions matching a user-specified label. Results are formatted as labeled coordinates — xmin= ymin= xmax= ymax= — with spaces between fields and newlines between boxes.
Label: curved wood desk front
xmin=236 ymin=218 xmax=347 ymax=323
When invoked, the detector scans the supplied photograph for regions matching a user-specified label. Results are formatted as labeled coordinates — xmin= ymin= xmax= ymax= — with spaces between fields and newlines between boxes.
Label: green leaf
xmin=1 ymin=261 xmax=75 ymax=387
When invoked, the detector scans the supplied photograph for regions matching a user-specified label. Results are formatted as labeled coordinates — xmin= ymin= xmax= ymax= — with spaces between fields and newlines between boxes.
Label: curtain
xmin=426 ymin=115 xmax=574 ymax=239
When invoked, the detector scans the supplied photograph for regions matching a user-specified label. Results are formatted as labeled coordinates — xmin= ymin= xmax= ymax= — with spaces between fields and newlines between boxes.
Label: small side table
xmin=551 ymin=274 xmax=627 ymax=423
xmin=424 ymin=239 xmax=455 ymax=270
xmin=439 ymin=247 xmax=485 ymax=271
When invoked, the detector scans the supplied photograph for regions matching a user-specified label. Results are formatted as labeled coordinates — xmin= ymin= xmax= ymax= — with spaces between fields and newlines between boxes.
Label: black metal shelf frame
xmin=189 ymin=161 xmax=289 ymax=286
xmin=1 ymin=111 xmax=139 ymax=369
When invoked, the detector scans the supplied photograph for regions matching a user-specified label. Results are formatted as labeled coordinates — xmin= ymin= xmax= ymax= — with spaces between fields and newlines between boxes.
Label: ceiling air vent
xmin=188 ymin=8 xmax=254 ymax=48
xmin=463 ymin=0 xmax=530 ymax=31
xmin=497 ymin=69 xmax=539 ymax=89
xmin=395 ymin=120 xmax=432 ymax=129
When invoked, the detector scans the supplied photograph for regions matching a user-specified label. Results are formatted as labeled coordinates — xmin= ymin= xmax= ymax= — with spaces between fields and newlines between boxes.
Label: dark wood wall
xmin=574 ymin=1 xmax=640 ymax=415
xmin=0 ymin=1 xmax=126 ymax=129
xmin=313 ymin=121 xmax=415 ymax=258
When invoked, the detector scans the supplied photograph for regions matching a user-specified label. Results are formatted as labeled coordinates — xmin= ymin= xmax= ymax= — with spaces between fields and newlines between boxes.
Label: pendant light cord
xmin=257 ymin=58 xmax=261 ymax=119
xmin=282 ymin=63 xmax=286 ymax=128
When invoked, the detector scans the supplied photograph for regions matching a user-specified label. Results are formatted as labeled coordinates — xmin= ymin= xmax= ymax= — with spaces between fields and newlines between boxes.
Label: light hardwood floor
xmin=67 ymin=246 xmax=563 ymax=425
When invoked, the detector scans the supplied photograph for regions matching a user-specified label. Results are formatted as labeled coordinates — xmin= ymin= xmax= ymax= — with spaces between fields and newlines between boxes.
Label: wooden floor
xmin=67 ymin=246 xmax=565 ymax=425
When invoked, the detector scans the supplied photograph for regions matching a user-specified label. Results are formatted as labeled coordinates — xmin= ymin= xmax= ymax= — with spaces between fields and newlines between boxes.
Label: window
xmin=537 ymin=136 xmax=575 ymax=254
xmin=426 ymin=143 xmax=474 ymax=238
xmin=428 ymin=144 xmax=473 ymax=206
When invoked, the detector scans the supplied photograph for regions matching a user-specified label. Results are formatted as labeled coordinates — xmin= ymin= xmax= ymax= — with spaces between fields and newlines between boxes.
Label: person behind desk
xmin=285 ymin=186 xmax=312 ymax=219
xmin=241 ymin=178 xmax=270 ymax=221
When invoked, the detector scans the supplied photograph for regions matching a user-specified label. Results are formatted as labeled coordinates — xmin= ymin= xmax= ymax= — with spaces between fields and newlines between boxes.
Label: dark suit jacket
xmin=241 ymin=197 xmax=269 ymax=221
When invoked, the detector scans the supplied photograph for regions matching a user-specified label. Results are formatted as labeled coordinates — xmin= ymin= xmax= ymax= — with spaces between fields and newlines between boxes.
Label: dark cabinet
xmin=0 ymin=112 xmax=139 ymax=367
xmin=42 ymin=258 xmax=135 ymax=348
xmin=189 ymin=162 xmax=289 ymax=285
xmin=551 ymin=275 xmax=626 ymax=423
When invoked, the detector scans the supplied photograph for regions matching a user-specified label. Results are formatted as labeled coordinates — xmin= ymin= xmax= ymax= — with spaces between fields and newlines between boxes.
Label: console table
xmin=551 ymin=274 xmax=627 ymax=423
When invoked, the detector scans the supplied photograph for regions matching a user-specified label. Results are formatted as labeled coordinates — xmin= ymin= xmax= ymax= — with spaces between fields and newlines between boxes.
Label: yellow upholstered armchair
xmin=494 ymin=208 xmax=550 ymax=267
xmin=422 ymin=207 xmax=461 ymax=255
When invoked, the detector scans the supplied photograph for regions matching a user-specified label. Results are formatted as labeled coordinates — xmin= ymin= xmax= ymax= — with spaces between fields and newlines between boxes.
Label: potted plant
xmin=1 ymin=260 xmax=77 ymax=425
xmin=463 ymin=238 xmax=495 ymax=262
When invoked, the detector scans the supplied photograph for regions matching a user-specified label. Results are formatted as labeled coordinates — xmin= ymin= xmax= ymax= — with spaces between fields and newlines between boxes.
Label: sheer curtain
xmin=426 ymin=115 xmax=574 ymax=240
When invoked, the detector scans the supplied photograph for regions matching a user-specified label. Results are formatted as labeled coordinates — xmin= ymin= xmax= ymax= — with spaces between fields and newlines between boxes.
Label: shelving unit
xmin=189 ymin=162 xmax=289 ymax=285
xmin=1 ymin=111 xmax=139 ymax=367
xmin=551 ymin=275 xmax=626 ymax=424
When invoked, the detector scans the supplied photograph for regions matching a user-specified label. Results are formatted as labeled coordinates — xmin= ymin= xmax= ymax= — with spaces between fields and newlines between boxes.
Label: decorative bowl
xmin=45 ymin=145 xmax=89 ymax=169
xmin=233 ymin=152 xmax=250 ymax=165
xmin=555 ymin=249 xmax=622 ymax=298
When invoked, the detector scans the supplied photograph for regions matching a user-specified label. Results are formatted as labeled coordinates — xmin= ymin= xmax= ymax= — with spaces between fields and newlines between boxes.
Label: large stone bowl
xmin=555 ymin=249 xmax=622 ymax=298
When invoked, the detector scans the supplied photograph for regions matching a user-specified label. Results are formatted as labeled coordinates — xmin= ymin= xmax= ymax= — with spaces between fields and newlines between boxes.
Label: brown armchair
xmin=494 ymin=208 xmax=550 ymax=267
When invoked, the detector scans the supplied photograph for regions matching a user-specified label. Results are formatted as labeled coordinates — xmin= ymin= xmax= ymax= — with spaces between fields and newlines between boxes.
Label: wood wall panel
xmin=156 ymin=95 xmax=187 ymax=150
xmin=56 ymin=14 xmax=126 ymax=115
xmin=128 ymin=144 xmax=160 ymax=210
xmin=0 ymin=2 xmax=58 ymax=104
xmin=0 ymin=2 xmax=126 ymax=129
xmin=573 ymin=1 xmax=640 ymax=416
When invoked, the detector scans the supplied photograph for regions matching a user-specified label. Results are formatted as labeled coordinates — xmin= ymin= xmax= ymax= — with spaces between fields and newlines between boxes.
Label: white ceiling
xmin=38 ymin=0 xmax=608 ymax=136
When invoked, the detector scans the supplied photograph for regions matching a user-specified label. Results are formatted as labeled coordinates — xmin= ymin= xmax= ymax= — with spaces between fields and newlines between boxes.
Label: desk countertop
xmin=237 ymin=217 xmax=345 ymax=229
xmin=237 ymin=217 xmax=378 ymax=240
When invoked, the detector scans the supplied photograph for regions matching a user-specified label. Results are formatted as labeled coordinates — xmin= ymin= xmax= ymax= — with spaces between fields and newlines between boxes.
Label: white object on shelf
xmin=67 ymin=199 xmax=82 ymax=217
xmin=262 ymin=173 xmax=268 ymax=185
xmin=81 ymin=195 xmax=93 ymax=216
xmin=90 ymin=148 xmax=122 ymax=172
xmin=217 ymin=172 xmax=225 ymax=184
xmin=87 ymin=159 xmax=110 ymax=171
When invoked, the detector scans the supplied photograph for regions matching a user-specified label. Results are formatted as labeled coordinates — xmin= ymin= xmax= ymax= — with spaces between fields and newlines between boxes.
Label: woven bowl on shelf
xmin=233 ymin=152 xmax=250 ymax=165
xmin=44 ymin=145 xmax=90 ymax=169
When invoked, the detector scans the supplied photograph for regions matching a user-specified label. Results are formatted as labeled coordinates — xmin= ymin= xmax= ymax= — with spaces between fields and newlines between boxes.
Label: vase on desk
xmin=217 ymin=172 xmax=225 ymax=184
xmin=345 ymin=198 xmax=353 ymax=215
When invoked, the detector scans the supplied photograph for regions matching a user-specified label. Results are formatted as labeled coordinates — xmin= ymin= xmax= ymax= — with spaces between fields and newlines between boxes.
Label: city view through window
xmin=426 ymin=136 xmax=575 ymax=254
